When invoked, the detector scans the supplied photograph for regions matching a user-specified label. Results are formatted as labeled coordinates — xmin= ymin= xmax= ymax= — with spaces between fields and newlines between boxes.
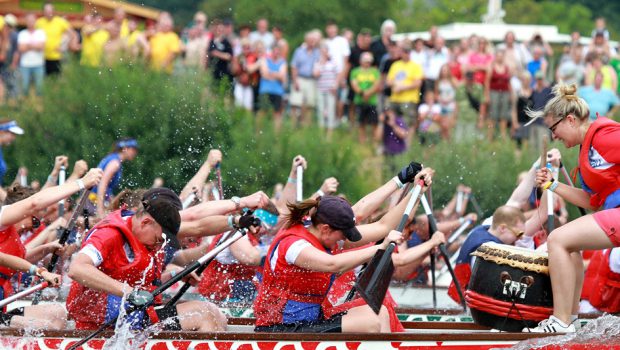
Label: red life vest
xmin=254 ymin=225 xmax=332 ymax=327
xmin=197 ymin=232 xmax=259 ymax=301
xmin=578 ymin=117 xmax=620 ymax=209
xmin=582 ymin=249 xmax=620 ymax=313
xmin=0 ymin=225 xmax=26 ymax=308
xmin=66 ymin=210 xmax=162 ymax=330
xmin=447 ymin=263 xmax=471 ymax=304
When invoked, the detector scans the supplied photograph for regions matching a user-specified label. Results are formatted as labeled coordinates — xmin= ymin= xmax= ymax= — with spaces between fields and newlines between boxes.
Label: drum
xmin=465 ymin=243 xmax=553 ymax=332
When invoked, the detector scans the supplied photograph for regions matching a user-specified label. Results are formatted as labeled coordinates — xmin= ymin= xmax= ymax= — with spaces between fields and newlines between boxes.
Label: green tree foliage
xmin=504 ymin=0 xmax=592 ymax=36
xmin=135 ymin=0 xmax=202 ymax=29
xmin=392 ymin=0 xmax=488 ymax=32
xmin=199 ymin=0 xmax=395 ymax=47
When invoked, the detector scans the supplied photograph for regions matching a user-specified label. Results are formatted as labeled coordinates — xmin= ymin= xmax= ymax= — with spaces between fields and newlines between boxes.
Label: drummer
xmin=448 ymin=197 xmax=549 ymax=303
xmin=529 ymin=83 xmax=620 ymax=333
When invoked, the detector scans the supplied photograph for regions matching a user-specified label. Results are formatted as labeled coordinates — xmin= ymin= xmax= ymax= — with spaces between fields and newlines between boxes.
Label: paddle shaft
xmin=0 ymin=282 xmax=48 ymax=309
xmin=425 ymin=187 xmax=437 ymax=308
xmin=296 ymin=166 xmax=303 ymax=202
xmin=216 ymin=162 xmax=223 ymax=199
xmin=58 ymin=166 xmax=66 ymax=217
xmin=560 ymin=162 xmax=587 ymax=216
xmin=69 ymin=229 xmax=247 ymax=350
xmin=420 ymin=195 xmax=467 ymax=310
xmin=446 ymin=219 xmax=473 ymax=249
xmin=469 ymin=194 xmax=484 ymax=218
xmin=164 ymin=229 xmax=237 ymax=307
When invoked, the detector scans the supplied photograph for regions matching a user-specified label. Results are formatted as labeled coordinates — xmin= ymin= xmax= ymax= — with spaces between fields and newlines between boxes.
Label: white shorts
xmin=289 ymin=77 xmax=317 ymax=107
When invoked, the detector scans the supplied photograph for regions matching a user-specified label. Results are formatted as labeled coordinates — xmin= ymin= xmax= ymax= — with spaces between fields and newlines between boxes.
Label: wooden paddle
xmin=355 ymin=180 xmax=424 ymax=314
xmin=559 ymin=161 xmax=587 ymax=216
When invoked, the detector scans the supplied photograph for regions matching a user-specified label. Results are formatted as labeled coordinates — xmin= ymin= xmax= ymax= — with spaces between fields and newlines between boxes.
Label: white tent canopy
xmin=392 ymin=22 xmax=617 ymax=47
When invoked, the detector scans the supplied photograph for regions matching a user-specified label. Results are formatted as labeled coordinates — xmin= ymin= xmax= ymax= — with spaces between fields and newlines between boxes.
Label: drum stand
xmin=499 ymin=282 xmax=532 ymax=332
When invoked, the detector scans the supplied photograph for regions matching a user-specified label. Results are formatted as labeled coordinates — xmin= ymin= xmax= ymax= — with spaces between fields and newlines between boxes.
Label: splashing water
xmin=509 ymin=315 xmax=620 ymax=349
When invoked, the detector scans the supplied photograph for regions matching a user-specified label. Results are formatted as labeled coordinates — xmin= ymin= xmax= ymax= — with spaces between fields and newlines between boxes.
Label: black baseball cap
xmin=141 ymin=188 xmax=182 ymax=249
xmin=315 ymin=195 xmax=362 ymax=242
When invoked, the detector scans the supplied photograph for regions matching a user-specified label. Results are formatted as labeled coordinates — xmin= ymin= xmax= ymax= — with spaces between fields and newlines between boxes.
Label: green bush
xmin=3 ymin=62 xmax=583 ymax=220
xmin=4 ymin=62 xmax=377 ymax=200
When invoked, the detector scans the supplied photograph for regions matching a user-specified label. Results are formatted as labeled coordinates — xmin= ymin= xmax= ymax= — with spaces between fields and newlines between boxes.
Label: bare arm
xmin=393 ymin=231 xmax=445 ymax=267
xmin=230 ymin=236 xmax=261 ymax=265
xmin=180 ymin=191 xmax=270 ymax=221
xmin=0 ymin=252 xmax=61 ymax=286
xmin=0 ymin=169 xmax=102 ymax=227
xmin=294 ymin=231 xmax=400 ymax=274
xmin=96 ymin=160 xmax=120 ymax=218
xmin=68 ymin=253 xmax=129 ymax=296
xmin=179 ymin=149 xmax=221 ymax=201
xmin=351 ymin=178 xmax=399 ymax=222
xmin=177 ymin=215 xmax=230 ymax=239
xmin=41 ymin=156 xmax=69 ymax=190
xmin=351 ymin=169 xmax=434 ymax=247
xmin=276 ymin=156 xmax=307 ymax=215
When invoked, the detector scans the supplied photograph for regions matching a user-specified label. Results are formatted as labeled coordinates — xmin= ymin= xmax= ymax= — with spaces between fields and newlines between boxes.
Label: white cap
xmin=0 ymin=120 xmax=24 ymax=135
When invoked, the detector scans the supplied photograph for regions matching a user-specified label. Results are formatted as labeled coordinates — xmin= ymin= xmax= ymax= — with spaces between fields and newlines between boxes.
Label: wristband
xmin=543 ymin=179 xmax=555 ymax=191
xmin=170 ymin=270 xmax=177 ymax=278
xmin=316 ymin=189 xmax=325 ymax=197
xmin=47 ymin=175 xmax=57 ymax=184
xmin=287 ymin=177 xmax=297 ymax=184
xmin=29 ymin=264 xmax=37 ymax=275
xmin=549 ymin=181 xmax=559 ymax=192
xmin=459 ymin=217 xmax=465 ymax=224
xmin=227 ymin=215 xmax=235 ymax=229
xmin=76 ymin=179 xmax=85 ymax=190
xmin=392 ymin=176 xmax=404 ymax=189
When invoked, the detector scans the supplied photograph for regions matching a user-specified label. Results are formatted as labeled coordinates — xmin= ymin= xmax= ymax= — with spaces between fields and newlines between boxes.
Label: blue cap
xmin=117 ymin=138 xmax=139 ymax=149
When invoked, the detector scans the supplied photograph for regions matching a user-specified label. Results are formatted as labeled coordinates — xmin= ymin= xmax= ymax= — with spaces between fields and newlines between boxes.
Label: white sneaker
xmin=523 ymin=315 xmax=576 ymax=333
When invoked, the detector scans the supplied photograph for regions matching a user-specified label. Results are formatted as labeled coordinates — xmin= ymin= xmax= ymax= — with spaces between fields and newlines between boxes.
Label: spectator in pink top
xmin=467 ymin=37 xmax=493 ymax=128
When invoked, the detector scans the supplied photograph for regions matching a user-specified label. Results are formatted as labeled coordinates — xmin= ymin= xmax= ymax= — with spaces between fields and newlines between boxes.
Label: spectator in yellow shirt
xmin=149 ymin=13 xmax=180 ymax=73
xmin=80 ymin=14 xmax=109 ymax=67
xmin=387 ymin=40 xmax=424 ymax=140
xmin=126 ymin=19 xmax=150 ymax=59
xmin=112 ymin=7 xmax=129 ymax=39
xmin=35 ymin=3 xmax=78 ymax=75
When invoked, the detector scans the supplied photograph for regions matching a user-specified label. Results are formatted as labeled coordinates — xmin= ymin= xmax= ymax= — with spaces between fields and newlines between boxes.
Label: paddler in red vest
xmin=254 ymin=169 xmax=433 ymax=333
xmin=580 ymin=248 xmax=620 ymax=314
xmin=67 ymin=188 xmax=227 ymax=331
xmin=0 ymin=167 xmax=103 ymax=329
xmin=527 ymin=84 xmax=620 ymax=333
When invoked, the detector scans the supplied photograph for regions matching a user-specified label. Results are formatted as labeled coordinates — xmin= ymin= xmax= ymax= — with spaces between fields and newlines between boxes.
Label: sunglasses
xmin=507 ymin=226 xmax=524 ymax=239
xmin=548 ymin=115 xmax=567 ymax=133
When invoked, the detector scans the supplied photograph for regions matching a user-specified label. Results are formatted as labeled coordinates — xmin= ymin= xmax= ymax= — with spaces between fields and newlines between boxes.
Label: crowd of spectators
xmin=0 ymin=6 xmax=618 ymax=155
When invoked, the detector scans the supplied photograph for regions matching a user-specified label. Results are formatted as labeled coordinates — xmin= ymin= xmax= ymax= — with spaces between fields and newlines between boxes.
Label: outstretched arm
xmin=0 ymin=169 xmax=102 ymax=227
xmin=179 ymin=149 xmax=221 ymax=202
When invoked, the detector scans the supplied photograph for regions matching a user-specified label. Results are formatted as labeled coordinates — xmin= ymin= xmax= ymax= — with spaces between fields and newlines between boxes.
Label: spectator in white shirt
xmin=17 ymin=13 xmax=46 ymax=96
xmin=249 ymin=18 xmax=275 ymax=52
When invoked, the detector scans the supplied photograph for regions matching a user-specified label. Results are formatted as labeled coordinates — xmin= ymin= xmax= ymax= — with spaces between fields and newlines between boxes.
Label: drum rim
xmin=472 ymin=243 xmax=549 ymax=275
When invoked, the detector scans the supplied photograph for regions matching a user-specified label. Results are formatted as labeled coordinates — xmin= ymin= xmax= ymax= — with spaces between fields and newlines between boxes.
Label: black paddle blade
xmin=354 ymin=243 xmax=396 ymax=314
